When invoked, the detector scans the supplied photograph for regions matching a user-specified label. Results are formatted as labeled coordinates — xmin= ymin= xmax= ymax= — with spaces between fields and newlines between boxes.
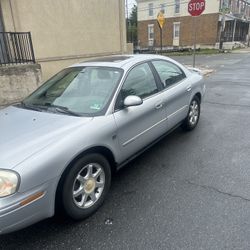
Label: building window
xmin=160 ymin=3 xmax=166 ymax=14
xmin=148 ymin=24 xmax=154 ymax=41
xmin=175 ymin=0 xmax=180 ymax=14
xmin=149 ymin=3 xmax=154 ymax=16
xmin=173 ymin=23 xmax=180 ymax=39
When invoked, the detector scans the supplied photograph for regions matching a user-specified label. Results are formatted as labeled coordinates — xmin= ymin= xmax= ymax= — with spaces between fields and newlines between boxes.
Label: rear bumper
xmin=0 ymin=177 xmax=59 ymax=235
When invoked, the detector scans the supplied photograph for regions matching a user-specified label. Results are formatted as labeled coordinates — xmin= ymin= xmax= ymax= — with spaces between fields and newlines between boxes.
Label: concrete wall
xmin=0 ymin=64 xmax=42 ymax=107
xmin=1 ymin=0 xmax=127 ymax=80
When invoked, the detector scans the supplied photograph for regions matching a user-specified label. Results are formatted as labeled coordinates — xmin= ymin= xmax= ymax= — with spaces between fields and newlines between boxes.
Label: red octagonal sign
xmin=188 ymin=0 xmax=206 ymax=16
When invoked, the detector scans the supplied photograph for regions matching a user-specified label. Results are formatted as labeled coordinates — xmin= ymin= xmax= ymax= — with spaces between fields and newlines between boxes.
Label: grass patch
xmin=162 ymin=48 xmax=221 ymax=56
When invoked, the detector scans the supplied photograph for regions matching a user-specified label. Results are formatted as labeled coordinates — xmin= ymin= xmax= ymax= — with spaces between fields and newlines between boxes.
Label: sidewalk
xmin=186 ymin=65 xmax=214 ymax=76
xmin=231 ymin=47 xmax=250 ymax=53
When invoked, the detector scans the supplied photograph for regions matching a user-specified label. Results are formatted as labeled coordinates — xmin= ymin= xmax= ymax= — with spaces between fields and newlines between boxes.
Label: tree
xmin=127 ymin=5 xmax=137 ymax=44
xmin=130 ymin=4 xmax=137 ymax=26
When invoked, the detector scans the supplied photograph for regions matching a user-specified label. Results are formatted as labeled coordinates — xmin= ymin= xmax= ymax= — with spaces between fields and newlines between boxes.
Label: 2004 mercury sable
xmin=0 ymin=54 xmax=205 ymax=234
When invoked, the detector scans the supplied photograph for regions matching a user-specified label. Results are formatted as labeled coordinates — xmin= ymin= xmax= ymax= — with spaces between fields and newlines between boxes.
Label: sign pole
xmin=160 ymin=27 xmax=163 ymax=54
xmin=193 ymin=16 xmax=197 ymax=68
xmin=188 ymin=0 xmax=206 ymax=68
xmin=157 ymin=11 xmax=165 ymax=55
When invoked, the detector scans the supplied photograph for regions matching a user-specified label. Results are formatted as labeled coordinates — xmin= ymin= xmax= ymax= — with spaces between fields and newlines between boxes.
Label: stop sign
xmin=188 ymin=0 xmax=205 ymax=16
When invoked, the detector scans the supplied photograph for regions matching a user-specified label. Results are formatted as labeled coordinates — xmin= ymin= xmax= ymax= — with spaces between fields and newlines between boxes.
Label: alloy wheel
xmin=72 ymin=163 xmax=105 ymax=209
xmin=188 ymin=100 xmax=199 ymax=126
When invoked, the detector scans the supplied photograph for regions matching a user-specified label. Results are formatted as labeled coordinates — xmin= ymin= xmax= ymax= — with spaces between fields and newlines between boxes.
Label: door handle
xmin=187 ymin=86 xmax=192 ymax=92
xmin=155 ymin=103 xmax=163 ymax=110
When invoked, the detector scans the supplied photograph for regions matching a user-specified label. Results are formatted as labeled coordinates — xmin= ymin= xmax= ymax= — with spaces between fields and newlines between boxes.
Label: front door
xmin=151 ymin=60 xmax=191 ymax=129
xmin=113 ymin=62 xmax=167 ymax=161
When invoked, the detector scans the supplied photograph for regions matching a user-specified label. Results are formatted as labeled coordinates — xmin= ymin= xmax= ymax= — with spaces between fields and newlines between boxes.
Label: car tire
xmin=61 ymin=153 xmax=111 ymax=220
xmin=182 ymin=96 xmax=200 ymax=131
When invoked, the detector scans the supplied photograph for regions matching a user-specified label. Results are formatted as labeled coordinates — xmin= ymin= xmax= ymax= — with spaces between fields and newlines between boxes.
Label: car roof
xmin=70 ymin=54 xmax=171 ymax=69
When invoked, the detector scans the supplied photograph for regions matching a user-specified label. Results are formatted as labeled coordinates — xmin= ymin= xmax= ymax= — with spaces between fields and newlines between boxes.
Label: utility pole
xmin=219 ymin=0 xmax=229 ymax=51
xmin=125 ymin=0 xmax=130 ymax=42
xmin=219 ymin=12 xmax=225 ymax=51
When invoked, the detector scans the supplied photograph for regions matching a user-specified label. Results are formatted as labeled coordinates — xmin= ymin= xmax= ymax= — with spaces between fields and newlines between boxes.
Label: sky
xmin=126 ymin=0 xmax=137 ymax=17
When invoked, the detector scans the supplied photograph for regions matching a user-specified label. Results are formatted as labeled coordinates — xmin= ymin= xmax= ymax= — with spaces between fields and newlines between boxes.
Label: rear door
xmin=151 ymin=60 xmax=192 ymax=129
xmin=113 ymin=62 xmax=167 ymax=161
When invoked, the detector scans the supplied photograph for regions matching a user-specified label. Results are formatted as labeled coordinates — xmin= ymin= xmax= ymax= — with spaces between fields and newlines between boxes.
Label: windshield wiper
xmin=19 ymin=102 xmax=46 ymax=112
xmin=44 ymin=103 xmax=81 ymax=117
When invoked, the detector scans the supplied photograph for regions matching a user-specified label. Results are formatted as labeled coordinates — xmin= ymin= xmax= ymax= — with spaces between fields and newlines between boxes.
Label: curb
xmin=200 ymin=69 xmax=214 ymax=76
xmin=186 ymin=65 xmax=214 ymax=76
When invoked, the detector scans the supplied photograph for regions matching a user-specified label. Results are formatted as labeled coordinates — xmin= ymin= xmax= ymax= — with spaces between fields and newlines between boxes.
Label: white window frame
xmin=148 ymin=24 xmax=154 ymax=46
xmin=173 ymin=22 xmax=180 ymax=39
xmin=148 ymin=3 xmax=154 ymax=17
xmin=148 ymin=24 xmax=154 ymax=41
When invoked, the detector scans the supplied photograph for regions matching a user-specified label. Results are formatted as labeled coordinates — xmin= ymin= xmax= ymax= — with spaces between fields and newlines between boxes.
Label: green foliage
xmin=163 ymin=49 xmax=221 ymax=56
xmin=127 ymin=5 xmax=137 ymax=44
xmin=130 ymin=5 xmax=137 ymax=26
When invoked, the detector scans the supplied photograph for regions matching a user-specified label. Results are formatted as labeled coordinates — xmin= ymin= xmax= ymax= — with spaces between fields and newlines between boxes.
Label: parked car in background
xmin=0 ymin=54 xmax=205 ymax=234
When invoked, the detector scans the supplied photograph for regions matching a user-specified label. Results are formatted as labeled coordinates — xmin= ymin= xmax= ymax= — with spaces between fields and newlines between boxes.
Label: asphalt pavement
xmin=1 ymin=51 xmax=250 ymax=250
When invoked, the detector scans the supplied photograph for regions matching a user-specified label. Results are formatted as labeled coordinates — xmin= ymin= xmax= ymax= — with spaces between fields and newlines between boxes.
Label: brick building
xmin=137 ymin=0 xmax=250 ymax=49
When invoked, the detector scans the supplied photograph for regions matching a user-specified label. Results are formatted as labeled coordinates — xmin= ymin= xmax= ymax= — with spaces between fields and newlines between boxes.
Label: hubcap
xmin=84 ymin=178 xmax=96 ymax=194
xmin=72 ymin=163 xmax=105 ymax=209
xmin=189 ymin=100 xmax=199 ymax=126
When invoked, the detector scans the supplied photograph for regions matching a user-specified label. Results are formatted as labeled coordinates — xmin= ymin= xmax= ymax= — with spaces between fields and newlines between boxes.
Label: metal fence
xmin=0 ymin=32 xmax=35 ymax=66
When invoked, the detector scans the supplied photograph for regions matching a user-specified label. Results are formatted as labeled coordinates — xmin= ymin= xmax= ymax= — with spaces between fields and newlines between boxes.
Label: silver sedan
xmin=0 ymin=54 xmax=205 ymax=234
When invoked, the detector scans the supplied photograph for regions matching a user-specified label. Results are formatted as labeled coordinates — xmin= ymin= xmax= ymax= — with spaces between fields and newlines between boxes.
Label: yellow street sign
xmin=157 ymin=11 xmax=165 ymax=29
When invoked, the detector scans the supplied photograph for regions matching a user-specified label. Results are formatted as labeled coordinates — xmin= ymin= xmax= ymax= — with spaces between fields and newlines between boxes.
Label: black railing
xmin=0 ymin=32 xmax=35 ymax=66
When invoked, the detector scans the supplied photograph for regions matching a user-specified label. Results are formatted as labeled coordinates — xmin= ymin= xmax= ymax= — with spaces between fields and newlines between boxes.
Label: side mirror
xmin=123 ymin=95 xmax=143 ymax=107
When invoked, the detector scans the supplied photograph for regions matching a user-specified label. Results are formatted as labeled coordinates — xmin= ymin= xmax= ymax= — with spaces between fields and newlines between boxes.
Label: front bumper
xmin=0 ymin=177 xmax=59 ymax=235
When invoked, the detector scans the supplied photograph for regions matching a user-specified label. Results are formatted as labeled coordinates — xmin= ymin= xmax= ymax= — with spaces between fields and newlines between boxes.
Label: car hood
xmin=0 ymin=106 xmax=93 ymax=169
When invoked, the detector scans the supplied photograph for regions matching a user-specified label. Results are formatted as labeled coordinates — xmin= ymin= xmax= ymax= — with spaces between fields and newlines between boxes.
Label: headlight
xmin=0 ymin=170 xmax=19 ymax=197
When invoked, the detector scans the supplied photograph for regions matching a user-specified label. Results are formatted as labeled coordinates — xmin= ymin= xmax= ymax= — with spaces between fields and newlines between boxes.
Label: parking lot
xmin=1 ymin=51 xmax=250 ymax=250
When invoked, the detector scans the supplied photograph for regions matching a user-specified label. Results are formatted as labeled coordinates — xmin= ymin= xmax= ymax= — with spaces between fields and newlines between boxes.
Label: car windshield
xmin=22 ymin=66 xmax=123 ymax=116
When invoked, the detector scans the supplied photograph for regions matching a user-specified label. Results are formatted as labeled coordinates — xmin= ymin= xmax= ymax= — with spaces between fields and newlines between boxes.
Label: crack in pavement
xmin=185 ymin=179 xmax=250 ymax=203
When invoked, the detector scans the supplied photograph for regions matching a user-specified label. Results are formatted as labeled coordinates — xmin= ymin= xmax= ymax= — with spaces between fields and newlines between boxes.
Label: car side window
xmin=121 ymin=63 xmax=158 ymax=100
xmin=152 ymin=60 xmax=186 ymax=88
